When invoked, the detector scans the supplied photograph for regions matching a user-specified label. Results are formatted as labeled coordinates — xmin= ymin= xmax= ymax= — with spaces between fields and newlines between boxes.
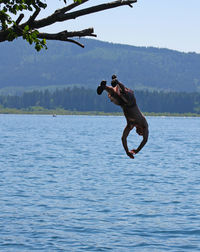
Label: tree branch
xmin=60 ymin=0 xmax=137 ymax=21
xmin=0 ymin=31 xmax=8 ymax=42
xmin=0 ymin=0 xmax=137 ymax=47
xmin=27 ymin=4 xmax=41 ymax=25
xmin=54 ymin=0 xmax=89 ymax=14
xmin=64 ymin=38 xmax=85 ymax=48
xmin=32 ymin=0 xmax=137 ymax=29
xmin=16 ymin=14 xmax=24 ymax=25
xmin=37 ymin=28 xmax=96 ymax=47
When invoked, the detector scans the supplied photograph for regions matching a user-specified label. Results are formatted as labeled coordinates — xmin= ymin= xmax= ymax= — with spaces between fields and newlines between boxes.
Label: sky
xmin=39 ymin=0 xmax=200 ymax=53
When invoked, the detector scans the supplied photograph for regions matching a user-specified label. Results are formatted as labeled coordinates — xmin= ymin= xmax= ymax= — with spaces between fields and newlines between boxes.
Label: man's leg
xmin=97 ymin=81 xmax=119 ymax=97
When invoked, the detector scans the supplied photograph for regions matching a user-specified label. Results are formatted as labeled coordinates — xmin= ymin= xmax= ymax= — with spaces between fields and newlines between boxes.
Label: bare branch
xmin=37 ymin=28 xmax=96 ymax=48
xmin=59 ymin=0 xmax=137 ymax=21
xmin=59 ymin=38 xmax=85 ymax=48
xmin=37 ymin=28 xmax=97 ymax=48
xmin=60 ymin=39 xmax=85 ymax=48
xmin=27 ymin=5 xmax=41 ymax=25
xmin=16 ymin=14 xmax=24 ymax=25
xmin=54 ymin=0 xmax=89 ymax=14
xmin=32 ymin=0 xmax=137 ymax=29
xmin=37 ymin=28 xmax=96 ymax=40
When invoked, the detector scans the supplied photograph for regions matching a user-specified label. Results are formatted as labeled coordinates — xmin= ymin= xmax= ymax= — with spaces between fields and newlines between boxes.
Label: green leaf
xmin=24 ymin=25 xmax=29 ymax=32
xmin=35 ymin=43 xmax=42 ymax=51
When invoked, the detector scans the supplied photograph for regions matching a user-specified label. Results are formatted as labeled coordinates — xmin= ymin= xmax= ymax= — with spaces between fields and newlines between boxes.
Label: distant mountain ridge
xmin=0 ymin=38 xmax=200 ymax=93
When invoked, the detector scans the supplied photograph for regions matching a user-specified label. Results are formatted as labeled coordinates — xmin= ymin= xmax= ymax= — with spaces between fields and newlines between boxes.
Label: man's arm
xmin=121 ymin=124 xmax=134 ymax=159
xmin=117 ymin=81 xmax=126 ymax=93
xmin=133 ymin=127 xmax=149 ymax=154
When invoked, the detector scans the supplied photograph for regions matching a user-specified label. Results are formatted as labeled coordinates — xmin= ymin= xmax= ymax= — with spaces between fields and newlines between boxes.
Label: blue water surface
xmin=0 ymin=114 xmax=200 ymax=251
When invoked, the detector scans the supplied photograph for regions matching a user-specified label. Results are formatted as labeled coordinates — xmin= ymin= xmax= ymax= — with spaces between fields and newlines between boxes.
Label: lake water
xmin=0 ymin=115 xmax=200 ymax=251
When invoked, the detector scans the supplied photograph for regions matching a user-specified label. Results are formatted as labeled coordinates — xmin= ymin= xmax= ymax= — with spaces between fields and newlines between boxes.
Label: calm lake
xmin=0 ymin=115 xmax=200 ymax=251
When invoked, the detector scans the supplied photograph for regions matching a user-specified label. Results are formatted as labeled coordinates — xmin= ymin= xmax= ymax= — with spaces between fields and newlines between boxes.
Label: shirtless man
xmin=97 ymin=75 xmax=149 ymax=159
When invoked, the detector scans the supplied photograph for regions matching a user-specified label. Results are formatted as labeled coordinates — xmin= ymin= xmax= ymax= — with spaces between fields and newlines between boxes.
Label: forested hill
xmin=1 ymin=38 xmax=200 ymax=93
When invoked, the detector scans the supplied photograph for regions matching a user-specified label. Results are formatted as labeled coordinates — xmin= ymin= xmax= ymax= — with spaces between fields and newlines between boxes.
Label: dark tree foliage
xmin=0 ymin=87 xmax=200 ymax=113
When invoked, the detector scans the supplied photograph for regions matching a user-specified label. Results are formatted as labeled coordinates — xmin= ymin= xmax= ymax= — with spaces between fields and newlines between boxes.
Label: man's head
xmin=136 ymin=125 xmax=144 ymax=136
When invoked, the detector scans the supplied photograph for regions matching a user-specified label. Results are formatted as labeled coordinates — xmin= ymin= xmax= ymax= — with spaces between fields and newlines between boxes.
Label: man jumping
xmin=97 ymin=75 xmax=149 ymax=159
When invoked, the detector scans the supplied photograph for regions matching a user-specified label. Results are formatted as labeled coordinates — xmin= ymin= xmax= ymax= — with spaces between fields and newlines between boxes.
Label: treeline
xmin=0 ymin=87 xmax=199 ymax=114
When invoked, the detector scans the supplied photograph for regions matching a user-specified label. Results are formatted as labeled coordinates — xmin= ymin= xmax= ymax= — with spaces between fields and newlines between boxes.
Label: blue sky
xmin=40 ymin=0 xmax=200 ymax=53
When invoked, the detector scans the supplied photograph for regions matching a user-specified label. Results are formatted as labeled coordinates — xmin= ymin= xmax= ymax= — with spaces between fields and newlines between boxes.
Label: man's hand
xmin=126 ymin=151 xmax=135 ymax=159
xmin=130 ymin=149 xmax=138 ymax=154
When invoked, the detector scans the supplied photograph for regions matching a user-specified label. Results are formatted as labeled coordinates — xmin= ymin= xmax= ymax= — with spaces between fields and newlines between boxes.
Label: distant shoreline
xmin=0 ymin=108 xmax=199 ymax=117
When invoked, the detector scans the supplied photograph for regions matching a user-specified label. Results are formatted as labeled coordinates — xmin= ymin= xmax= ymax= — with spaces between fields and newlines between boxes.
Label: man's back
xmin=122 ymin=104 xmax=147 ymax=128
